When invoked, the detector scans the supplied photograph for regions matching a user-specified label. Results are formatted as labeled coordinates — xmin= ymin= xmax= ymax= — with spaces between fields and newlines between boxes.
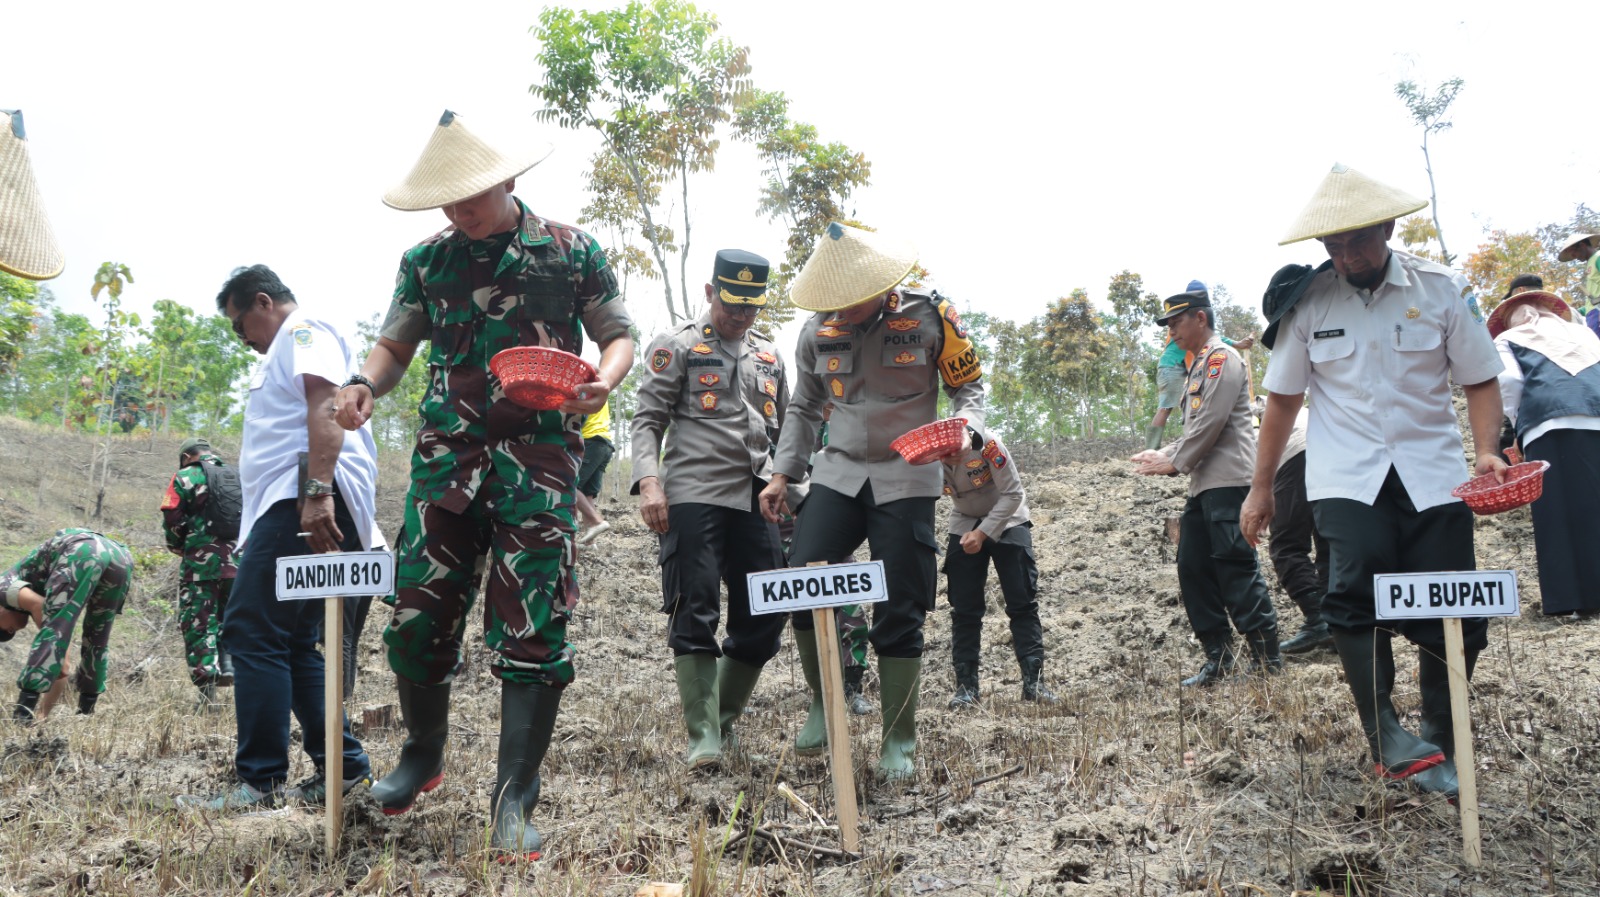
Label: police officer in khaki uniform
xmin=759 ymin=223 xmax=987 ymax=782
xmin=1132 ymin=286 xmax=1280 ymax=686
xmin=633 ymin=249 xmax=788 ymax=770
xmin=939 ymin=433 xmax=1057 ymax=707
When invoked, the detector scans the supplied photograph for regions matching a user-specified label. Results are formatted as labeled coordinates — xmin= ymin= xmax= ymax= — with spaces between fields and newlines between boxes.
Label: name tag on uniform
xmin=1313 ymin=329 xmax=1345 ymax=339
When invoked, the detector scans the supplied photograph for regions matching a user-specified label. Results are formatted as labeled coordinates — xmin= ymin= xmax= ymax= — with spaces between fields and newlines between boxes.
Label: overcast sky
xmin=6 ymin=1 xmax=1597 ymax=365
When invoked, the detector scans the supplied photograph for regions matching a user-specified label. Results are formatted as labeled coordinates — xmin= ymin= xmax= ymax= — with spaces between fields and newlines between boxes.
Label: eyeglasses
xmin=719 ymin=301 xmax=761 ymax=319
xmin=229 ymin=300 xmax=262 ymax=339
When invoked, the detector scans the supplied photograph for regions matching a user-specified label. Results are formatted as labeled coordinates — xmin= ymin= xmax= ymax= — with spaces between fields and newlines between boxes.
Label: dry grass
xmin=0 ymin=417 xmax=1597 ymax=895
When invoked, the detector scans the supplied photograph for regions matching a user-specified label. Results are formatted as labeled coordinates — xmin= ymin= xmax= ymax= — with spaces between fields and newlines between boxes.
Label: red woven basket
xmin=1451 ymin=460 xmax=1550 ymax=515
xmin=891 ymin=417 xmax=968 ymax=465
xmin=489 ymin=347 xmax=597 ymax=411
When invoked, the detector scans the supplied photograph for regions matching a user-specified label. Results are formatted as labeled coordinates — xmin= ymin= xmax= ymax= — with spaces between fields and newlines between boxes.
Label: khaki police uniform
xmin=1164 ymin=335 xmax=1276 ymax=640
xmin=774 ymin=287 xmax=987 ymax=657
xmin=940 ymin=436 xmax=1046 ymax=672
xmin=632 ymin=312 xmax=789 ymax=660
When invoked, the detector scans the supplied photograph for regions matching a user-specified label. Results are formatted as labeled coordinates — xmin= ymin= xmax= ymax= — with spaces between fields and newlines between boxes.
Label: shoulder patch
xmin=292 ymin=326 xmax=314 ymax=347
xmin=941 ymin=303 xmax=968 ymax=339
xmin=1462 ymin=285 xmax=1485 ymax=324
xmin=936 ymin=298 xmax=983 ymax=387
xmin=161 ymin=475 xmax=181 ymax=511
xmin=650 ymin=347 xmax=673 ymax=372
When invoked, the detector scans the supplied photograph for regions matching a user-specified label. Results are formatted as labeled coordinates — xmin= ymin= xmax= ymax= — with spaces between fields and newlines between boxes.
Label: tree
xmin=0 ymin=272 xmax=42 ymax=378
xmin=356 ymin=313 xmax=430 ymax=451
xmin=1394 ymin=77 xmax=1464 ymax=265
xmin=1462 ymin=230 xmax=1549 ymax=313
xmin=1104 ymin=271 xmax=1160 ymax=435
xmin=1397 ymin=215 xmax=1448 ymax=266
xmin=534 ymin=0 xmax=752 ymax=324
xmin=1027 ymin=290 xmax=1107 ymax=438
xmin=87 ymin=262 xmax=140 ymax=517
xmin=733 ymin=89 xmax=873 ymax=325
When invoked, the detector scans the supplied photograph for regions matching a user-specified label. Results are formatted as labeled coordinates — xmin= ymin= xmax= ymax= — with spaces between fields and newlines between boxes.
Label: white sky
xmin=6 ymin=1 xmax=1597 ymax=364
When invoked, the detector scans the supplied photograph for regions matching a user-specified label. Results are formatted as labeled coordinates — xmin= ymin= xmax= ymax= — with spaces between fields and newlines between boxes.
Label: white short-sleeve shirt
xmin=238 ymin=308 xmax=380 ymax=549
xmin=1262 ymin=249 xmax=1502 ymax=511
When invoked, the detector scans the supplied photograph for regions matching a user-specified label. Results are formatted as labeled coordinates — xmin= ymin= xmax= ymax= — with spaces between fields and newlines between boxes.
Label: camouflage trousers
xmin=384 ymin=490 xmax=578 ymax=687
xmin=835 ymin=605 xmax=868 ymax=670
xmin=18 ymin=536 xmax=132 ymax=696
xmin=179 ymin=578 xmax=232 ymax=686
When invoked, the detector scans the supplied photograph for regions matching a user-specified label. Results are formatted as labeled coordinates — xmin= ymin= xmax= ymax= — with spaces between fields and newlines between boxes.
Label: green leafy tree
xmin=1104 ymin=271 xmax=1162 ymax=435
xmin=0 ymin=272 xmax=42 ymax=378
xmin=356 ymin=313 xmax=430 ymax=451
xmin=87 ymin=262 xmax=140 ymax=517
xmin=1209 ymin=284 xmax=1265 ymax=394
xmin=1394 ymin=77 xmax=1464 ymax=265
xmin=534 ymin=0 xmax=751 ymax=324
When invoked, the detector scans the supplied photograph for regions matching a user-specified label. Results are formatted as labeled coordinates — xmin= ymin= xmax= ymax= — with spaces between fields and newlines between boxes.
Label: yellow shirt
xmin=580 ymin=400 xmax=612 ymax=441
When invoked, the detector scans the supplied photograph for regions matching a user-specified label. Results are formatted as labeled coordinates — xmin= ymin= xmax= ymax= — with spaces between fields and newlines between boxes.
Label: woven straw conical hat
xmin=1279 ymin=163 xmax=1427 ymax=245
xmin=1557 ymin=232 xmax=1599 ymax=262
xmin=0 ymin=110 xmax=63 ymax=281
xmin=383 ymin=110 xmax=553 ymax=211
xmin=790 ymin=222 xmax=918 ymax=312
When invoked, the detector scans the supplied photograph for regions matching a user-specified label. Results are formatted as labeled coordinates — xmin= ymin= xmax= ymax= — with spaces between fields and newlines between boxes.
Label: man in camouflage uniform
xmin=633 ymin=249 xmax=789 ymax=770
xmin=1 ymin=529 xmax=132 ymax=720
xmin=336 ymin=111 xmax=633 ymax=860
xmin=760 ymin=223 xmax=987 ymax=782
xmin=162 ymin=437 xmax=237 ymax=704
xmin=939 ymin=433 xmax=1057 ymax=707
xmin=1133 ymin=286 xmax=1279 ymax=686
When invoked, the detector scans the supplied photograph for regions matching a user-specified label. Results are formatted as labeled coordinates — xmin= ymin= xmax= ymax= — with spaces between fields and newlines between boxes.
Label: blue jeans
xmin=222 ymin=497 xmax=370 ymax=790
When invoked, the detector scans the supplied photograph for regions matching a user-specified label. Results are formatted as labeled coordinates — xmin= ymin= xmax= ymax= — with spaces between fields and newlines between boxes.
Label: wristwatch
xmin=303 ymin=478 xmax=337 ymax=498
xmin=341 ymin=373 xmax=376 ymax=394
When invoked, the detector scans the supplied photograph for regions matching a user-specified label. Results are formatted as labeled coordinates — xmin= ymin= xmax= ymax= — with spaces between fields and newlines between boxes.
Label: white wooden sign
xmin=746 ymin=560 xmax=887 ymax=616
xmin=276 ymin=551 xmax=395 ymax=601
xmin=1373 ymin=570 xmax=1519 ymax=620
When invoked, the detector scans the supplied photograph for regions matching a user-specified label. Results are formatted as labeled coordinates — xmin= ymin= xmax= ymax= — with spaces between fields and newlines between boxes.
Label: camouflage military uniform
xmin=161 ymin=453 xmax=237 ymax=687
xmin=0 ymin=528 xmax=132 ymax=696
xmin=377 ymin=199 xmax=632 ymax=686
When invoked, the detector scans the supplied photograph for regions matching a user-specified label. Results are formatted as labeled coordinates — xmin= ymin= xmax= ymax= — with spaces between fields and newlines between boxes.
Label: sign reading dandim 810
xmin=276 ymin=551 xmax=395 ymax=601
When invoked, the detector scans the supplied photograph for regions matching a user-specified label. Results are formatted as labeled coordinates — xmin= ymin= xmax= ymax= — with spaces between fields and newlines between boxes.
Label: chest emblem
xmin=1188 ymin=379 xmax=1201 ymax=395
xmin=887 ymin=317 xmax=920 ymax=332
xmin=943 ymin=484 xmax=953 ymax=496
xmin=830 ymin=377 xmax=844 ymax=397
xmin=1406 ymin=306 xmax=1421 ymax=320
xmin=700 ymin=392 xmax=719 ymax=411
xmin=762 ymin=379 xmax=777 ymax=397
xmin=756 ymin=351 xmax=777 ymax=364
xmin=650 ymin=347 xmax=673 ymax=372
xmin=698 ymin=373 xmax=721 ymax=388
xmin=763 ymin=400 xmax=776 ymax=418
xmin=970 ymin=472 xmax=992 ymax=488
xmin=691 ymin=343 xmax=713 ymax=355
xmin=886 ymin=292 xmax=901 ymax=312
xmin=965 ymin=458 xmax=985 ymax=470
xmin=1190 ymin=396 xmax=1202 ymax=411
xmin=827 ymin=357 xmax=842 ymax=372
xmin=893 ymin=351 xmax=917 ymax=365
xmin=817 ymin=326 xmax=848 ymax=338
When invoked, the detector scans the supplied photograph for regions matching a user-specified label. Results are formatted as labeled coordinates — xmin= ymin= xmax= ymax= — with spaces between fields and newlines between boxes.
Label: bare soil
xmin=0 ymin=417 xmax=1595 ymax=896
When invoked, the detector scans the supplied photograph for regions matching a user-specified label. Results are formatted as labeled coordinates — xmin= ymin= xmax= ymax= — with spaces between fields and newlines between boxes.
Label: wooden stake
xmin=324 ymin=596 xmax=343 ymax=854
xmin=805 ymin=564 xmax=860 ymax=853
xmin=1442 ymin=617 xmax=1480 ymax=867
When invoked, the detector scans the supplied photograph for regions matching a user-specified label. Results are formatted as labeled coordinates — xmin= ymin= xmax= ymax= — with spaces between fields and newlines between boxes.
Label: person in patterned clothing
xmin=632 ymin=249 xmax=788 ymax=771
xmin=336 ymin=111 xmax=633 ymax=860
xmin=760 ymin=222 xmax=988 ymax=783
xmin=1 ymin=529 xmax=132 ymax=721
xmin=938 ymin=433 xmax=1057 ymax=707
xmin=162 ymin=437 xmax=237 ymax=706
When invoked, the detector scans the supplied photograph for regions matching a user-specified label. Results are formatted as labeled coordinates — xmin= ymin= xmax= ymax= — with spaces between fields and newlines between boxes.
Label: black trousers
xmin=658 ymin=481 xmax=786 ymax=664
xmin=1177 ymin=486 xmax=1276 ymax=637
xmin=1312 ymin=466 xmax=1487 ymax=652
xmin=788 ymin=482 xmax=937 ymax=659
xmin=1269 ymin=451 xmax=1329 ymax=606
xmin=944 ymin=523 xmax=1043 ymax=666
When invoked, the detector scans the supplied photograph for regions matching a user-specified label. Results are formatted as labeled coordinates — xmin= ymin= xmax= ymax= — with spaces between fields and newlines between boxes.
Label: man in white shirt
xmin=180 ymin=265 xmax=377 ymax=811
xmin=1242 ymin=165 xmax=1506 ymax=799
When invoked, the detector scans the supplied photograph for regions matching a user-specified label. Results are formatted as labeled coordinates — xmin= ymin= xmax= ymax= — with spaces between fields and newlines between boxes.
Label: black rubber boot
xmin=842 ymin=663 xmax=875 ymax=716
xmin=1243 ymin=626 xmax=1284 ymax=675
xmin=217 ymin=651 xmax=235 ymax=687
xmin=1019 ymin=656 xmax=1059 ymax=703
xmin=76 ymin=691 xmax=98 ymax=716
xmin=491 ymin=681 xmax=562 ymax=861
xmin=1280 ymin=593 xmax=1333 ymax=654
xmin=1331 ymin=628 xmax=1444 ymax=780
xmin=1409 ymin=645 xmax=1479 ymax=799
xmin=948 ymin=662 xmax=980 ymax=709
xmin=1181 ymin=631 xmax=1235 ymax=688
xmin=195 ymin=681 xmax=219 ymax=713
xmin=12 ymin=689 xmax=40 ymax=723
xmin=369 ymin=677 xmax=450 ymax=815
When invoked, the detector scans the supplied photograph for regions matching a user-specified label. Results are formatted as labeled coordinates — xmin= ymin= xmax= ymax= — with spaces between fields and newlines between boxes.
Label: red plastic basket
xmin=1451 ymin=460 xmax=1549 ymax=515
xmin=489 ymin=346 xmax=597 ymax=411
xmin=890 ymin=417 xmax=969 ymax=465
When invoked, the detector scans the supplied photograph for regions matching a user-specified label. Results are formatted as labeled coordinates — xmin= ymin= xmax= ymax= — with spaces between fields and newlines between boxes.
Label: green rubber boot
xmin=369 ymin=677 xmax=450 ymax=815
xmin=877 ymin=656 xmax=922 ymax=782
xmin=674 ymin=654 xmax=721 ymax=770
xmin=716 ymin=656 xmax=764 ymax=745
xmin=491 ymin=681 xmax=562 ymax=861
xmin=794 ymin=628 xmax=828 ymax=756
